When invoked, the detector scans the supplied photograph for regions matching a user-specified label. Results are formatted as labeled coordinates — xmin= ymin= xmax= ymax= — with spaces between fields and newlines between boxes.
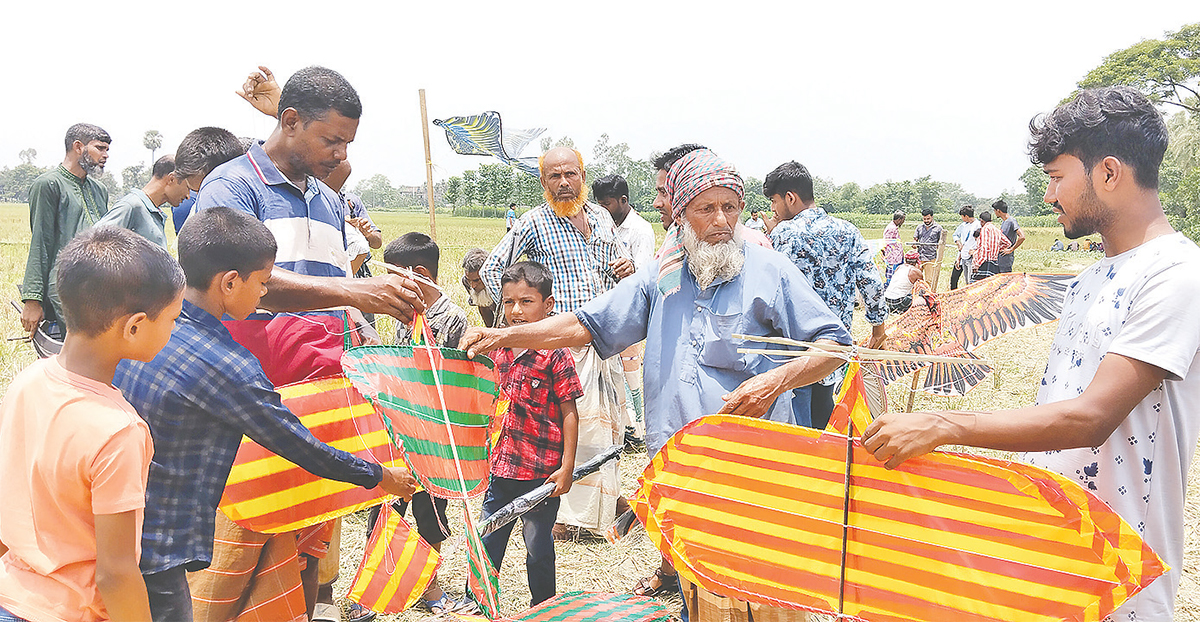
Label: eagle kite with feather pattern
xmin=872 ymin=272 xmax=1072 ymax=396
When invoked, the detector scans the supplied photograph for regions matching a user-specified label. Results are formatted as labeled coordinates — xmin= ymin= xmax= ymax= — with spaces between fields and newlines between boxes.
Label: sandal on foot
xmin=424 ymin=594 xmax=455 ymax=614
xmin=347 ymin=601 xmax=377 ymax=622
xmin=632 ymin=568 xmax=679 ymax=597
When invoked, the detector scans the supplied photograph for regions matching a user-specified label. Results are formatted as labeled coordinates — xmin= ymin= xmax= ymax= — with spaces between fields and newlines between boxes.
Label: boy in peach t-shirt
xmin=0 ymin=227 xmax=185 ymax=622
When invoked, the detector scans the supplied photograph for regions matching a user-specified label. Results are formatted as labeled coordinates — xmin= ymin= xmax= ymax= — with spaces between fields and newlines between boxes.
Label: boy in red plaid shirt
xmin=481 ymin=261 xmax=581 ymax=607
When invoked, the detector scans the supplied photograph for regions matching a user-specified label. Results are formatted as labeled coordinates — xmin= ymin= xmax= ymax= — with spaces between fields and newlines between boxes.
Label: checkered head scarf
xmin=657 ymin=149 xmax=745 ymax=296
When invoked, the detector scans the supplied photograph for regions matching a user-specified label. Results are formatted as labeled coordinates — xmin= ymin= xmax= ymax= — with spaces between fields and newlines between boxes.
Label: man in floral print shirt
xmin=862 ymin=86 xmax=1200 ymax=622
xmin=764 ymin=160 xmax=886 ymax=429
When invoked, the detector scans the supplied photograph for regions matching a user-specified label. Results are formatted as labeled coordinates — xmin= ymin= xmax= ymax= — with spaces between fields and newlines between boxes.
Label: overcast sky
xmin=2 ymin=0 xmax=1194 ymax=198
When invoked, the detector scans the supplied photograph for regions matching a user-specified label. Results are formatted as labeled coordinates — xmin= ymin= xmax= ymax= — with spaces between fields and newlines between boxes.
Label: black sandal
xmin=631 ymin=568 xmax=679 ymax=597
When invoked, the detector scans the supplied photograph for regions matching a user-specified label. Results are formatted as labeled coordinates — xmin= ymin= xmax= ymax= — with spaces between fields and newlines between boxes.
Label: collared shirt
xmin=194 ymin=142 xmax=350 ymax=385
xmin=913 ymin=221 xmax=943 ymax=262
xmin=491 ymin=346 xmax=584 ymax=479
xmin=769 ymin=207 xmax=886 ymax=329
xmin=396 ymin=295 xmax=468 ymax=349
xmin=95 ymin=189 xmax=168 ymax=248
xmin=482 ymin=202 xmax=627 ymax=314
xmin=615 ymin=210 xmax=656 ymax=269
xmin=972 ymin=222 xmax=1010 ymax=269
xmin=114 ymin=299 xmax=382 ymax=574
xmin=21 ymin=165 xmax=109 ymax=320
xmin=575 ymin=243 xmax=851 ymax=455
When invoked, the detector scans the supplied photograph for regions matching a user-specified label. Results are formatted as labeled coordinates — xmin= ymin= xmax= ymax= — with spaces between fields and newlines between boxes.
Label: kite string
xmin=417 ymin=316 xmax=472 ymax=500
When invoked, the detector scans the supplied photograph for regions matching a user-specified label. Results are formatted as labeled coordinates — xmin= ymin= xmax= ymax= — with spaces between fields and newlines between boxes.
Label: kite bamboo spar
xmin=732 ymin=333 xmax=994 ymax=367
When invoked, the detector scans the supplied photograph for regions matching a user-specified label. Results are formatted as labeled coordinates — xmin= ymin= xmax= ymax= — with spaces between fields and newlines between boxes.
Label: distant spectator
xmin=462 ymin=248 xmax=498 ymax=327
xmin=745 ymin=210 xmax=766 ymax=232
xmin=913 ymin=208 xmax=943 ymax=263
xmin=883 ymin=211 xmax=905 ymax=281
xmin=97 ymin=155 xmax=191 ymax=249
xmin=506 ymin=203 xmax=517 ymax=231
xmin=950 ymin=205 xmax=979 ymax=289
xmin=1051 ymin=239 xmax=1064 ymax=251
xmin=993 ymin=200 xmax=1025 ymax=273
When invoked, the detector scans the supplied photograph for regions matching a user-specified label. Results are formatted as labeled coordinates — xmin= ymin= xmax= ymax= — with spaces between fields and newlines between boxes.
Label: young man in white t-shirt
xmin=862 ymin=86 xmax=1200 ymax=622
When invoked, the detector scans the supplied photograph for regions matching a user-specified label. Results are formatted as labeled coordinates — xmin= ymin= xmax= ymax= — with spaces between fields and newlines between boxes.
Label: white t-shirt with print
xmin=1025 ymin=232 xmax=1200 ymax=622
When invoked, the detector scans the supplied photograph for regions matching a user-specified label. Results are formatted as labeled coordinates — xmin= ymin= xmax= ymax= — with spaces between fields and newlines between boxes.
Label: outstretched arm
xmin=460 ymin=313 xmax=592 ymax=358
xmin=861 ymin=353 xmax=1167 ymax=468
xmin=257 ymin=267 xmax=424 ymax=323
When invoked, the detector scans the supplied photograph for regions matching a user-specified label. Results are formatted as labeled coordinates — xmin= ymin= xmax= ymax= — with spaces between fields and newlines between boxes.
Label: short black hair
xmin=592 ymin=174 xmax=629 ymax=202
xmin=462 ymin=248 xmax=488 ymax=273
xmin=1029 ymin=86 xmax=1168 ymax=190
xmin=56 ymin=226 xmax=184 ymax=336
xmin=979 ymin=211 xmax=993 ymax=223
xmin=921 ymin=208 xmax=934 ymax=217
xmin=500 ymin=261 xmax=552 ymax=299
xmin=653 ymin=143 xmax=707 ymax=172
xmin=64 ymin=123 xmax=111 ymax=151
xmin=383 ymin=232 xmax=440 ymax=279
xmin=151 ymin=155 xmax=176 ymax=179
xmin=763 ymin=161 xmax=815 ymax=203
xmin=992 ymin=199 xmax=1009 ymax=214
xmin=959 ymin=205 xmax=975 ymax=218
xmin=178 ymin=207 xmax=278 ymax=289
xmin=279 ymin=66 xmax=362 ymax=123
xmin=174 ymin=127 xmax=245 ymax=179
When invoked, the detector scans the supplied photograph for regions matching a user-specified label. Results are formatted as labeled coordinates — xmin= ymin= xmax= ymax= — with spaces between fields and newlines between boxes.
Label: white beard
xmin=682 ymin=223 xmax=745 ymax=290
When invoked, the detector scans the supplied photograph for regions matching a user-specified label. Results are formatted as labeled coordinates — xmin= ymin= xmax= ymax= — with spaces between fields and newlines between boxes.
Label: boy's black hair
xmin=177 ymin=207 xmax=278 ymax=289
xmin=1029 ymin=86 xmax=1167 ymax=190
xmin=174 ymin=127 xmax=244 ymax=179
xmin=56 ymin=226 xmax=184 ymax=336
xmin=959 ymin=205 xmax=975 ymax=218
xmin=763 ymin=161 xmax=815 ymax=202
xmin=992 ymin=199 xmax=1009 ymax=214
xmin=500 ymin=261 xmax=553 ymax=299
xmin=592 ymin=174 xmax=629 ymax=202
xmin=383 ymin=232 xmax=440 ymax=280
xmin=979 ymin=211 xmax=993 ymax=223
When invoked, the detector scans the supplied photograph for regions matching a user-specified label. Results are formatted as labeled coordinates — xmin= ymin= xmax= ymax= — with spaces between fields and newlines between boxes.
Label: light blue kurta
xmin=575 ymin=243 xmax=851 ymax=455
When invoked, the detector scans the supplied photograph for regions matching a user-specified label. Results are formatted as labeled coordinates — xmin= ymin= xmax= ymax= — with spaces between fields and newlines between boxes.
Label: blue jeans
xmin=480 ymin=476 xmax=560 ymax=606
xmin=144 ymin=565 xmax=192 ymax=622
xmin=0 ymin=605 xmax=28 ymax=622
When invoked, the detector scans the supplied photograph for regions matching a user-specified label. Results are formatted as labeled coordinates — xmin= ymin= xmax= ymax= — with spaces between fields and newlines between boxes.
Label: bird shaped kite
xmin=874 ymin=272 xmax=1073 ymax=395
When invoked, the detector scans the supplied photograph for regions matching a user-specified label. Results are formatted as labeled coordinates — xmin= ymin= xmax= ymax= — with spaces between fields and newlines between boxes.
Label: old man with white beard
xmin=462 ymin=148 xmax=851 ymax=458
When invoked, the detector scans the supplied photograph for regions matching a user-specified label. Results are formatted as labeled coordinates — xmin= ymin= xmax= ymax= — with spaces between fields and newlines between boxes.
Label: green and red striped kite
xmin=342 ymin=344 xmax=497 ymax=499
xmin=218 ymin=375 xmax=404 ymax=533
xmin=506 ymin=591 xmax=671 ymax=622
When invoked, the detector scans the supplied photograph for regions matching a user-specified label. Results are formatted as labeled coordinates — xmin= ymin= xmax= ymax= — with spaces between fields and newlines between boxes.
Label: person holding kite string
xmin=463 ymin=148 xmax=852 ymax=458
xmin=862 ymin=86 xmax=1200 ymax=622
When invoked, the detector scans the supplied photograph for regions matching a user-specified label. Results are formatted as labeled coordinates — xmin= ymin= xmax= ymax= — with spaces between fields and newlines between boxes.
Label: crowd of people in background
xmin=1 ymin=65 xmax=1197 ymax=622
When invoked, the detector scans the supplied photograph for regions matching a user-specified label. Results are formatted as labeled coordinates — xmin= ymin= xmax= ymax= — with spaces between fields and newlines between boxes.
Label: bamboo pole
xmin=419 ymin=89 xmax=437 ymax=242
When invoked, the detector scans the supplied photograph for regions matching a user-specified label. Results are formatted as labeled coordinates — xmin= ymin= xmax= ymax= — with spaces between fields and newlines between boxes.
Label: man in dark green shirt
xmin=21 ymin=123 xmax=112 ymax=335
xmin=97 ymin=155 xmax=191 ymax=249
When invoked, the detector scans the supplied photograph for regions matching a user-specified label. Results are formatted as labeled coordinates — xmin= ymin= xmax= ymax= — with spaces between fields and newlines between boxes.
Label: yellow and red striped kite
xmin=342 ymin=345 xmax=497 ymax=499
xmin=633 ymin=413 xmax=1165 ymax=621
xmin=346 ymin=503 xmax=440 ymax=614
xmin=218 ymin=375 xmax=404 ymax=533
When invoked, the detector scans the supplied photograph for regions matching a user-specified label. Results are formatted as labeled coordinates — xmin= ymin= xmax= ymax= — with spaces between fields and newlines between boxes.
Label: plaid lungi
xmin=190 ymin=512 xmax=332 ymax=622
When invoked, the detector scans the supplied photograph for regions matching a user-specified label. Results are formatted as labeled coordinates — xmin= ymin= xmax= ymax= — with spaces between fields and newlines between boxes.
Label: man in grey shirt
xmin=96 ymin=155 xmax=191 ymax=248
xmin=993 ymin=199 xmax=1025 ymax=273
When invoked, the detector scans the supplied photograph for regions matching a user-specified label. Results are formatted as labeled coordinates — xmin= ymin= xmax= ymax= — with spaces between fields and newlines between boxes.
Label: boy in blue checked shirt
xmin=113 ymin=207 xmax=418 ymax=622
xmin=481 ymin=261 xmax=581 ymax=607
